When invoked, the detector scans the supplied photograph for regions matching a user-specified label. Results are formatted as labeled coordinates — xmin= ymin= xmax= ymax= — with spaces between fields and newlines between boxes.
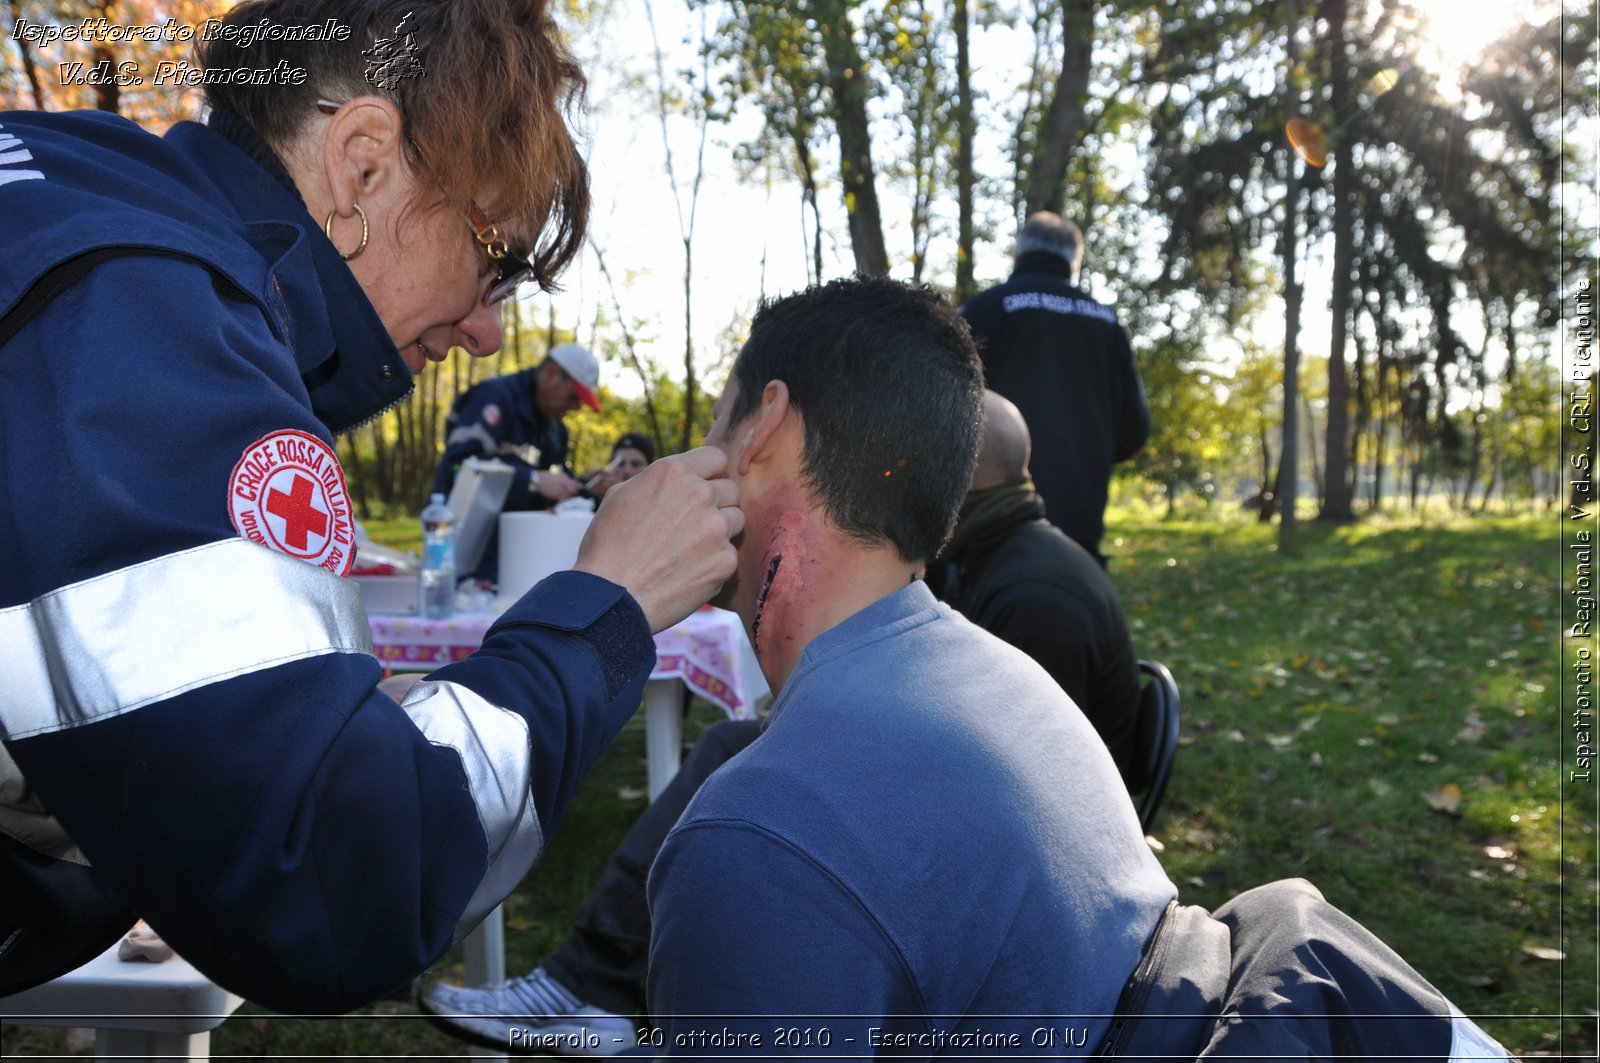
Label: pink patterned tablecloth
xmin=367 ymin=606 xmax=761 ymax=720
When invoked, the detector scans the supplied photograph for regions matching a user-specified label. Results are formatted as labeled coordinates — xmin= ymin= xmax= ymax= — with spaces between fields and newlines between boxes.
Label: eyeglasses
xmin=316 ymin=99 xmax=534 ymax=305
xmin=463 ymin=203 xmax=535 ymax=305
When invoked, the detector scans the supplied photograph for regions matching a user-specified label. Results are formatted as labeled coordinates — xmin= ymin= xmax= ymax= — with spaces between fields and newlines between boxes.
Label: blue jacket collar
xmin=167 ymin=116 xmax=415 ymax=434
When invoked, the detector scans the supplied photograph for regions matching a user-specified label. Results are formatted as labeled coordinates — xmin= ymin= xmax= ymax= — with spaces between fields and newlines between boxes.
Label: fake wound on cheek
xmin=752 ymin=553 xmax=782 ymax=650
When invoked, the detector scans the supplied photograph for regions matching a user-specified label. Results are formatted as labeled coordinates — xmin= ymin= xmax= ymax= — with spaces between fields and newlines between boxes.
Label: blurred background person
xmin=960 ymin=212 xmax=1149 ymax=565
xmin=584 ymin=432 xmax=655 ymax=499
xmin=433 ymin=343 xmax=598 ymax=580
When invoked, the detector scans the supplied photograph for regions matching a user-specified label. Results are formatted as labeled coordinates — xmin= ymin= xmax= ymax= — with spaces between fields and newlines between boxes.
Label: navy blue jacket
xmin=961 ymin=255 xmax=1149 ymax=561
xmin=432 ymin=366 xmax=570 ymax=512
xmin=0 ymin=109 xmax=654 ymax=1012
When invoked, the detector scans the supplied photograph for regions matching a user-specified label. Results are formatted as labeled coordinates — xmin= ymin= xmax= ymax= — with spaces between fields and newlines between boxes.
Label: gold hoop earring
xmin=324 ymin=203 xmax=369 ymax=261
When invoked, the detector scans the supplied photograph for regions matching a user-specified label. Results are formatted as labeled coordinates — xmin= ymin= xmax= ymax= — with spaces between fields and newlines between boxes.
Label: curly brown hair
xmin=197 ymin=0 xmax=588 ymax=292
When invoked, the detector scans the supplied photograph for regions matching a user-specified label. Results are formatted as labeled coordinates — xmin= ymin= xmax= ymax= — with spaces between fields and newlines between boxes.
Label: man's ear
xmin=735 ymin=380 xmax=791 ymax=477
xmin=320 ymin=96 xmax=408 ymax=214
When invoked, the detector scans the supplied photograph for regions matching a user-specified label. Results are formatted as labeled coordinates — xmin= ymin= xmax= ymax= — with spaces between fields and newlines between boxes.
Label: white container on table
xmin=495 ymin=507 xmax=593 ymax=608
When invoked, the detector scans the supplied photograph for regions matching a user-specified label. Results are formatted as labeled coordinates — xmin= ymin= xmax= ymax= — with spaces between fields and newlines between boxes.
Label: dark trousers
xmin=543 ymin=718 xmax=762 ymax=1018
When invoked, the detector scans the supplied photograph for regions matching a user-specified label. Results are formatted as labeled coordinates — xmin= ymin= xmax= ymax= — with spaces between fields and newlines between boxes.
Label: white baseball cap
xmin=549 ymin=343 xmax=601 ymax=411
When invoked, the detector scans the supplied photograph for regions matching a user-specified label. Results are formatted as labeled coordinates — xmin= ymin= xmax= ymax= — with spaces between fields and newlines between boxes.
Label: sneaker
xmin=418 ymin=966 xmax=638 ymax=1057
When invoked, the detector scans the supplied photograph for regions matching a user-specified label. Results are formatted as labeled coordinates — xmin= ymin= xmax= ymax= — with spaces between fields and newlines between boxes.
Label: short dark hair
xmin=726 ymin=276 xmax=984 ymax=563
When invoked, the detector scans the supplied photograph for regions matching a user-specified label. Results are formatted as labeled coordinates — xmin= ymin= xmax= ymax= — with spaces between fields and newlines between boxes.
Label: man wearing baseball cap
xmin=433 ymin=343 xmax=601 ymax=579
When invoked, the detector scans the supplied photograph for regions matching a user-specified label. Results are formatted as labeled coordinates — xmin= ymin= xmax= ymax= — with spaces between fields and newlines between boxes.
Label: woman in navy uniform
xmin=0 ymin=0 xmax=739 ymax=1012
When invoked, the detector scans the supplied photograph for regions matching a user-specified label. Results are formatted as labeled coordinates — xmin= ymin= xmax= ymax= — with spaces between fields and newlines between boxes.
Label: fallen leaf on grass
xmin=1520 ymin=942 xmax=1566 ymax=962
xmin=1424 ymin=783 xmax=1463 ymax=815
xmin=617 ymin=785 xmax=648 ymax=801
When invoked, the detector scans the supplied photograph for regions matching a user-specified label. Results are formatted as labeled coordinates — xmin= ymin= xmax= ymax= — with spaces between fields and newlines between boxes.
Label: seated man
xmin=644 ymin=276 xmax=1175 ymax=1050
xmin=926 ymin=390 xmax=1142 ymax=778
xmin=649 ymin=278 xmax=1516 ymax=1060
xmin=419 ymin=387 xmax=1150 ymax=1057
xmin=426 ymin=280 xmax=1516 ymax=1061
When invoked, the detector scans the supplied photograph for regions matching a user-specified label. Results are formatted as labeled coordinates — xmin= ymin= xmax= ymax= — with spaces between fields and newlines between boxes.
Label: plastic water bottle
xmin=419 ymin=493 xmax=457 ymax=619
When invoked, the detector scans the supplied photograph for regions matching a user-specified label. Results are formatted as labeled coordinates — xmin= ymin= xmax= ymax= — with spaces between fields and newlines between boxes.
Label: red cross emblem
xmin=265 ymin=474 xmax=329 ymax=550
xmin=228 ymin=429 xmax=356 ymax=577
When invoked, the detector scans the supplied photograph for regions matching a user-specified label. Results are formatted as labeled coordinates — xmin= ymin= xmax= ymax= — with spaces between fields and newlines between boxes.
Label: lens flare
xmin=1285 ymin=117 xmax=1329 ymax=168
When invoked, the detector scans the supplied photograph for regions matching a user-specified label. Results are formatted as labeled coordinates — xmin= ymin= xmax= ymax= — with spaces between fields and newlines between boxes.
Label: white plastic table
xmin=0 ymin=942 xmax=244 ymax=1061
xmin=368 ymin=605 xmax=768 ymax=800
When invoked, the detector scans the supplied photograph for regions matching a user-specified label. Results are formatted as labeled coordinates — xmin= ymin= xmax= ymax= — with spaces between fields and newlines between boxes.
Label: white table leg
xmin=442 ymin=681 xmax=683 ymax=1062
xmin=462 ymin=905 xmax=507 ymax=1062
xmin=644 ymin=678 xmax=683 ymax=803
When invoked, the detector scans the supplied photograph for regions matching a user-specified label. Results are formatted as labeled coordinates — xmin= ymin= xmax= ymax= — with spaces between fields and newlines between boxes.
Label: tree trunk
xmin=1302 ymin=393 xmax=1323 ymax=497
xmin=1369 ymin=343 xmax=1390 ymax=511
xmin=1010 ymin=6 xmax=1051 ymax=225
xmin=1257 ymin=421 xmax=1277 ymax=522
xmin=1370 ymin=405 xmax=1386 ymax=511
xmin=954 ymin=0 xmax=976 ymax=303
xmin=1319 ymin=0 xmax=1356 ymax=521
xmin=590 ymin=239 xmax=665 ymax=449
xmin=682 ymin=238 xmax=697 ymax=452
xmin=1278 ymin=0 xmax=1303 ymax=549
xmin=790 ymin=124 xmax=825 ymax=285
xmin=1024 ymin=0 xmax=1093 ymax=216
xmin=818 ymin=3 xmax=889 ymax=276
xmin=1462 ymin=402 xmax=1486 ymax=512
xmin=84 ymin=0 xmax=121 ymax=113
xmin=8 ymin=0 xmax=47 ymax=109
xmin=1478 ymin=456 xmax=1499 ymax=513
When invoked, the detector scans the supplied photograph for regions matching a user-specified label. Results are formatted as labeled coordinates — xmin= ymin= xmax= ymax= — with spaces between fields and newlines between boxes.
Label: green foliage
xmin=1130 ymin=333 xmax=1229 ymax=511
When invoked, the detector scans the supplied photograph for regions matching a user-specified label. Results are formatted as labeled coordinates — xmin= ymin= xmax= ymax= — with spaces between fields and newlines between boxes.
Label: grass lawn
xmin=6 ymin=509 xmax=1590 ymax=1059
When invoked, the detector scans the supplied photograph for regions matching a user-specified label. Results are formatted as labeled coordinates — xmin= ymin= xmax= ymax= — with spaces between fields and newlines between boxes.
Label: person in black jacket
xmin=927 ymin=390 xmax=1142 ymax=778
xmin=960 ymin=212 xmax=1149 ymax=564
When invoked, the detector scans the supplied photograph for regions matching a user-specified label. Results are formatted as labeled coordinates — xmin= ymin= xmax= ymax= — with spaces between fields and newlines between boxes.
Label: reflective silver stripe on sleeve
xmin=1447 ymin=1004 xmax=1512 ymax=1061
xmin=0 ymin=539 xmax=372 ymax=740
xmin=444 ymin=424 xmax=540 ymax=467
xmin=0 ymin=739 xmax=85 ymax=864
xmin=395 ymin=680 xmax=542 ymax=939
xmin=445 ymin=423 xmax=499 ymax=452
